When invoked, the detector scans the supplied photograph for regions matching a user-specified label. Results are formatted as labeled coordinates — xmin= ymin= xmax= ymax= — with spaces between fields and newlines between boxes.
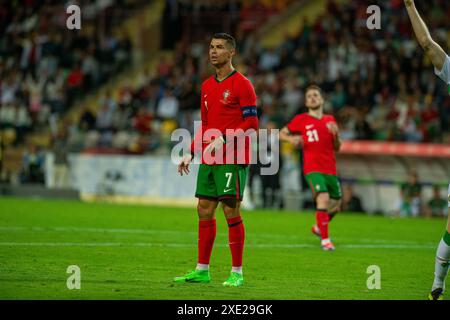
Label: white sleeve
xmin=434 ymin=55 xmax=450 ymax=85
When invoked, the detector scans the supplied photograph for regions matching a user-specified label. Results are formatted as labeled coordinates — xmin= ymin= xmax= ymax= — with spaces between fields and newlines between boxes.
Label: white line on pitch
xmin=0 ymin=226 xmax=436 ymax=245
xmin=0 ymin=242 xmax=436 ymax=249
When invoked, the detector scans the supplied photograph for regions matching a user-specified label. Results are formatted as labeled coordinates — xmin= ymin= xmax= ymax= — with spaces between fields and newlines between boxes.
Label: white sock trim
xmin=231 ymin=266 xmax=243 ymax=274
xmin=196 ymin=263 xmax=209 ymax=271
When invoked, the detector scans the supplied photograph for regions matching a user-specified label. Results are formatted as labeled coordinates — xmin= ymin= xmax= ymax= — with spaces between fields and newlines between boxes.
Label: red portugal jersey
xmin=286 ymin=113 xmax=338 ymax=175
xmin=191 ymin=70 xmax=258 ymax=165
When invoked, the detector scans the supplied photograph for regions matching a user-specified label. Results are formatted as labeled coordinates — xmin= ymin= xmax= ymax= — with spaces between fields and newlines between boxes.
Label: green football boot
xmin=174 ymin=269 xmax=211 ymax=283
xmin=428 ymin=288 xmax=444 ymax=300
xmin=223 ymin=272 xmax=244 ymax=287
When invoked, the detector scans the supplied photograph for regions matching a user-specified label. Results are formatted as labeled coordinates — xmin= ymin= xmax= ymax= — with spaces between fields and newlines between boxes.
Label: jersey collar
xmin=306 ymin=112 xmax=323 ymax=120
xmin=215 ymin=69 xmax=237 ymax=83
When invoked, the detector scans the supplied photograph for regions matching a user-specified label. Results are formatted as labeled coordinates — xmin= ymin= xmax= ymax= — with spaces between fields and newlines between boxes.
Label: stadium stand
xmin=48 ymin=0 xmax=450 ymax=156
xmin=0 ymin=0 xmax=449 ymax=214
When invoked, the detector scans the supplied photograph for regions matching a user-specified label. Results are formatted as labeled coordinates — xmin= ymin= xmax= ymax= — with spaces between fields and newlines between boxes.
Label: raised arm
xmin=404 ymin=0 xmax=446 ymax=70
xmin=279 ymin=126 xmax=303 ymax=148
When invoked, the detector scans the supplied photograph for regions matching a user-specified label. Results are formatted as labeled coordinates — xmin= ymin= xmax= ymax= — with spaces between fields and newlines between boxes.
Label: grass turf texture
xmin=0 ymin=197 xmax=447 ymax=300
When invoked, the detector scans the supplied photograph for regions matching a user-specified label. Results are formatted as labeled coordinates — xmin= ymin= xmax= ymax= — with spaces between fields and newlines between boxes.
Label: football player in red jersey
xmin=174 ymin=33 xmax=258 ymax=286
xmin=280 ymin=85 xmax=342 ymax=251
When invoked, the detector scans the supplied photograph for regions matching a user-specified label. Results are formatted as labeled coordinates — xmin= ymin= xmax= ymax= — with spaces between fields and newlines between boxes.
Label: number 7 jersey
xmin=286 ymin=113 xmax=338 ymax=175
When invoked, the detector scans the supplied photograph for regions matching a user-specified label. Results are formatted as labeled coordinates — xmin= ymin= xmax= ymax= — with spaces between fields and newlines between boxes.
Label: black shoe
xmin=428 ymin=288 xmax=444 ymax=300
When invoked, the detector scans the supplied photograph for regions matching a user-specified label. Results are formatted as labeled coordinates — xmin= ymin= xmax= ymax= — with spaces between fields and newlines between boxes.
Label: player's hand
xmin=327 ymin=122 xmax=339 ymax=138
xmin=203 ymin=136 xmax=225 ymax=156
xmin=289 ymin=135 xmax=303 ymax=148
xmin=178 ymin=154 xmax=193 ymax=176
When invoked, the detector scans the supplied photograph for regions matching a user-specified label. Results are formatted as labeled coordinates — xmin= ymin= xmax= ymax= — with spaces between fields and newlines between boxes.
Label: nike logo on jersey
xmin=224 ymin=188 xmax=233 ymax=193
xmin=306 ymin=125 xmax=314 ymax=130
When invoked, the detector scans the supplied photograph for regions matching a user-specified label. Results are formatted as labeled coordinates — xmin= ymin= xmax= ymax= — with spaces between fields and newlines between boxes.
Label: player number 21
xmin=306 ymin=129 xmax=319 ymax=142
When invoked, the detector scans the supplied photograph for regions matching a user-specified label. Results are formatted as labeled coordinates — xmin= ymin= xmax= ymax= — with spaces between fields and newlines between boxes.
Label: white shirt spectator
xmin=15 ymin=106 xmax=31 ymax=127
xmin=435 ymin=55 xmax=450 ymax=85
xmin=259 ymin=49 xmax=280 ymax=71
xmin=0 ymin=104 xmax=16 ymax=125
xmin=157 ymin=94 xmax=179 ymax=119
xmin=1 ymin=79 xmax=19 ymax=105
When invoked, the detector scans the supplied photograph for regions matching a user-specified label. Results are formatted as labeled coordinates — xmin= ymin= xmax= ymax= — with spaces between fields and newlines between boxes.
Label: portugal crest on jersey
xmin=223 ymin=90 xmax=230 ymax=101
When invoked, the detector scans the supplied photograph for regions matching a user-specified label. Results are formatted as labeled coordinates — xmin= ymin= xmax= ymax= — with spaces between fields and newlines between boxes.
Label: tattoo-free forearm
xmin=333 ymin=136 xmax=341 ymax=152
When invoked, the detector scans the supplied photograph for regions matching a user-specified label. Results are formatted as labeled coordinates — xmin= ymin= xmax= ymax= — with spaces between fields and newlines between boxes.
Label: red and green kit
xmin=190 ymin=70 xmax=258 ymax=201
xmin=287 ymin=113 xmax=342 ymax=200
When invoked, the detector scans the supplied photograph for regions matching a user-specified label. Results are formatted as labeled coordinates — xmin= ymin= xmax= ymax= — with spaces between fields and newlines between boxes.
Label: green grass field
xmin=0 ymin=197 xmax=447 ymax=300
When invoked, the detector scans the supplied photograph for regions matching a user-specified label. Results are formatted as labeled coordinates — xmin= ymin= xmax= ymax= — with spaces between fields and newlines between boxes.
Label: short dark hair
xmin=305 ymin=84 xmax=323 ymax=95
xmin=212 ymin=33 xmax=236 ymax=49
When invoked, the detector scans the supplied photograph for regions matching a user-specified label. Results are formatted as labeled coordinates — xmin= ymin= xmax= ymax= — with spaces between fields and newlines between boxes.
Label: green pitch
xmin=0 ymin=197 xmax=446 ymax=300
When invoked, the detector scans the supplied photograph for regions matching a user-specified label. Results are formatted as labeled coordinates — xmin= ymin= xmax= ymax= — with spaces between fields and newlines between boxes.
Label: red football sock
xmin=227 ymin=216 xmax=245 ymax=267
xmin=198 ymin=219 xmax=216 ymax=265
xmin=316 ymin=209 xmax=330 ymax=240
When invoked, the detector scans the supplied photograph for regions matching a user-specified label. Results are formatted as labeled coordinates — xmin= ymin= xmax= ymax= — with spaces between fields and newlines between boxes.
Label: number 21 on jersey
xmin=306 ymin=129 xmax=319 ymax=142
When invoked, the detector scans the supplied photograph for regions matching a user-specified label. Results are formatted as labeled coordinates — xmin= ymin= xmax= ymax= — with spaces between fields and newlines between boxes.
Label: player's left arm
xmin=235 ymin=78 xmax=259 ymax=133
xmin=327 ymin=118 xmax=341 ymax=152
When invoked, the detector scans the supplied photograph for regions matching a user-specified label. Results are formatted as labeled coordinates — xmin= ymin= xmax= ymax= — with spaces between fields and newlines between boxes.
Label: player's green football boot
xmin=173 ymin=269 xmax=210 ymax=283
xmin=428 ymin=288 xmax=444 ymax=300
xmin=223 ymin=272 xmax=244 ymax=287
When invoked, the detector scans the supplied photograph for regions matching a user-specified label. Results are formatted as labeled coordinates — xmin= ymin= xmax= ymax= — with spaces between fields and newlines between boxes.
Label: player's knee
xmin=197 ymin=200 xmax=216 ymax=219
xmin=316 ymin=193 xmax=330 ymax=208
xmin=222 ymin=199 xmax=240 ymax=218
xmin=329 ymin=199 xmax=341 ymax=213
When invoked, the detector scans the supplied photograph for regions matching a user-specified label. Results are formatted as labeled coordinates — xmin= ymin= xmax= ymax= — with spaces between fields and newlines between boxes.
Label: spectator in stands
xmin=79 ymin=106 xmax=96 ymax=132
xmin=397 ymin=171 xmax=422 ymax=217
xmin=66 ymin=62 xmax=84 ymax=107
xmin=43 ymin=72 xmax=65 ymax=114
xmin=133 ymin=107 xmax=153 ymax=135
xmin=342 ymin=183 xmax=365 ymax=213
xmin=178 ymin=82 xmax=200 ymax=130
xmin=0 ymin=104 xmax=16 ymax=129
xmin=51 ymin=127 xmax=70 ymax=189
xmin=424 ymin=185 xmax=448 ymax=218
xmin=156 ymin=88 xmax=179 ymax=120
xmin=259 ymin=121 xmax=284 ymax=209
xmin=330 ymin=82 xmax=346 ymax=112
xmin=21 ymin=143 xmax=45 ymax=184
xmin=354 ymin=110 xmax=374 ymax=140
xmin=13 ymin=103 xmax=32 ymax=143
xmin=96 ymin=91 xmax=117 ymax=132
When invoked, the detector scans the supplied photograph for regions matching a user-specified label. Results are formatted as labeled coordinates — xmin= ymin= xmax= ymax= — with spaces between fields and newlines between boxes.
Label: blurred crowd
xmin=2 ymin=0 xmax=450 ymax=186
xmin=58 ymin=0 xmax=450 ymax=158
xmin=0 ymin=0 xmax=136 ymax=146
xmin=162 ymin=0 xmax=297 ymax=48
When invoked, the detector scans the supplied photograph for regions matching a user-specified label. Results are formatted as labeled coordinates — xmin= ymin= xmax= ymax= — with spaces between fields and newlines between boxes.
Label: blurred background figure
xmin=51 ymin=126 xmax=70 ymax=189
xmin=397 ymin=171 xmax=422 ymax=217
xmin=424 ymin=185 xmax=448 ymax=218
xmin=259 ymin=121 xmax=283 ymax=210
xmin=341 ymin=183 xmax=364 ymax=213
xmin=20 ymin=143 xmax=45 ymax=184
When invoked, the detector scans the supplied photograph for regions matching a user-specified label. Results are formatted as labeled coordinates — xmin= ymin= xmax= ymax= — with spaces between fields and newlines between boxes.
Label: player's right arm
xmin=404 ymin=0 xmax=446 ymax=71
xmin=279 ymin=116 xmax=304 ymax=148
xmin=178 ymin=85 xmax=207 ymax=176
